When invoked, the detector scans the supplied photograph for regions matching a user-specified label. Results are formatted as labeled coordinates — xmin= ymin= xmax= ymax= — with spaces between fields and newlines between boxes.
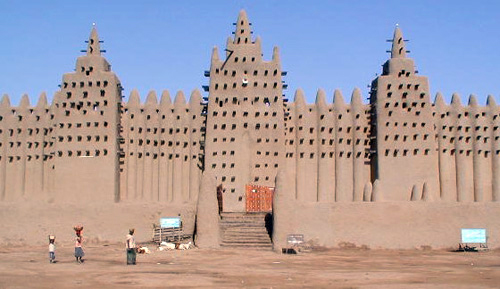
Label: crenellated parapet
xmin=0 ymin=93 xmax=54 ymax=202
xmin=434 ymin=93 xmax=500 ymax=202
xmin=284 ymin=81 xmax=500 ymax=204
xmin=120 ymin=89 xmax=204 ymax=203
xmin=284 ymin=88 xmax=372 ymax=203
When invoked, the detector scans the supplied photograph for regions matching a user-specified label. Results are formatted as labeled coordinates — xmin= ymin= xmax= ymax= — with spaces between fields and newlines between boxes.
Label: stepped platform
xmin=219 ymin=212 xmax=273 ymax=250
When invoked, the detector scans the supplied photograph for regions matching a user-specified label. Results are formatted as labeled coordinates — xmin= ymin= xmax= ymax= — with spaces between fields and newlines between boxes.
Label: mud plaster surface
xmin=0 ymin=202 xmax=196 ymax=247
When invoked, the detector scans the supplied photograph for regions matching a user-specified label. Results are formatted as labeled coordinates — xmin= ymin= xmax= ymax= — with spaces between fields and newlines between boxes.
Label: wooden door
xmin=245 ymin=184 xmax=274 ymax=212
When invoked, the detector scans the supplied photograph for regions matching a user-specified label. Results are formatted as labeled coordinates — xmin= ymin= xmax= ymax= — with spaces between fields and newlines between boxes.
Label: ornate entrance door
xmin=245 ymin=184 xmax=274 ymax=212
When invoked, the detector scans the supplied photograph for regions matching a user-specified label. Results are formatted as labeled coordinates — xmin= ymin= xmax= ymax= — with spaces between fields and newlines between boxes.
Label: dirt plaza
xmin=0 ymin=243 xmax=499 ymax=289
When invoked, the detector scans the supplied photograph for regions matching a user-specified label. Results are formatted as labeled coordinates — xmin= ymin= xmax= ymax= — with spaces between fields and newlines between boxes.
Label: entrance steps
xmin=219 ymin=212 xmax=273 ymax=250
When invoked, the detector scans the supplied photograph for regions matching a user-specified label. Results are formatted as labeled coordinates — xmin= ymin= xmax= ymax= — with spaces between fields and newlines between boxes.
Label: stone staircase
xmin=220 ymin=212 xmax=273 ymax=250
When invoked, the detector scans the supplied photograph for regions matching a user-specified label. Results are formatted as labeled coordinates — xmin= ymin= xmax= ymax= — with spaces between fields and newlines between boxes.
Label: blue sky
xmin=0 ymin=1 xmax=499 ymax=105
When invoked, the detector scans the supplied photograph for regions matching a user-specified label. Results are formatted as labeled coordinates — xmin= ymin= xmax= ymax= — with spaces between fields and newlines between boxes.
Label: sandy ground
xmin=0 ymin=243 xmax=499 ymax=289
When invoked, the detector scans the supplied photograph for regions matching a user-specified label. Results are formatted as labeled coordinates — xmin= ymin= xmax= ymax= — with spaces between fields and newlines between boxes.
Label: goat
xmin=159 ymin=242 xmax=177 ymax=250
xmin=136 ymin=246 xmax=151 ymax=254
xmin=178 ymin=241 xmax=192 ymax=250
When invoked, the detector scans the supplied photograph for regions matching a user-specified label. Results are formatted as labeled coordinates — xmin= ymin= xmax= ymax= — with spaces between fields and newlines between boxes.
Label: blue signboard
xmin=461 ymin=228 xmax=486 ymax=243
xmin=160 ymin=217 xmax=181 ymax=228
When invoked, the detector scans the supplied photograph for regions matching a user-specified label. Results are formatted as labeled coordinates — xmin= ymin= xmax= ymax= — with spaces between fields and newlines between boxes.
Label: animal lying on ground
xmin=137 ymin=247 xmax=151 ymax=254
xmin=178 ymin=241 xmax=192 ymax=250
xmin=159 ymin=242 xmax=177 ymax=250
xmin=159 ymin=241 xmax=193 ymax=250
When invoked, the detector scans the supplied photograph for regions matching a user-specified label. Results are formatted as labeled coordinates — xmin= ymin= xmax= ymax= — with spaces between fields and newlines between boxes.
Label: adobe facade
xmin=205 ymin=11 xmax=286 ymax=210
xmin=1 ymin=10 xmax=499 ymax=213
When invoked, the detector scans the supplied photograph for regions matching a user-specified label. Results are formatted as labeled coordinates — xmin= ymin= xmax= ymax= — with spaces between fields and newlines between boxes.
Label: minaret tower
xmin=369 ymin=27 xmax=439 ymax=201
xmin=52 ymin=26 xmax=123 ymax=202
xmin=204 ymin=10 xmax=286 ymax=212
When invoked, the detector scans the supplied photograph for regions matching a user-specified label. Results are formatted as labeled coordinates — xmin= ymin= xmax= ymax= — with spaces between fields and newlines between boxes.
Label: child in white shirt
xmin=48 ymin=235 xmax=56 ymax=263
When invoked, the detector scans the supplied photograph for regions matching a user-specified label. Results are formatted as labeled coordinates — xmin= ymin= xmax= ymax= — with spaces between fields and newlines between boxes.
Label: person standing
xmin=126 ymin=229 xmax=137 ymax=265
xmin=74 ymin=226 xmax=85 ymax=264
xmin=48 ymin=235 xmax=56 ymax=263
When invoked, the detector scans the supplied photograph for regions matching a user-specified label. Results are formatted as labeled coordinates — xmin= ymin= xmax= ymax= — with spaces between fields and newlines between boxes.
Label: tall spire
xmin=234 ymin=10 xmax=252 ymax=44
xmin=87 ymin=25 xmax=101 ymax=56
xmin=391 ymin=26 xmax=406 ymax=59
xmin=211 ymin=46 xmax=219 ymax=62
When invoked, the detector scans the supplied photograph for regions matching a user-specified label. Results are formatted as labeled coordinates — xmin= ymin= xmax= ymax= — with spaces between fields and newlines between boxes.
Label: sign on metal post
xmin=461 ymin=228 xmax=487 ymax=243
xmin=287 ymin=234 xmax=304 ymax=246
xmin=160 ymin=217 xmax=181 ymax=229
